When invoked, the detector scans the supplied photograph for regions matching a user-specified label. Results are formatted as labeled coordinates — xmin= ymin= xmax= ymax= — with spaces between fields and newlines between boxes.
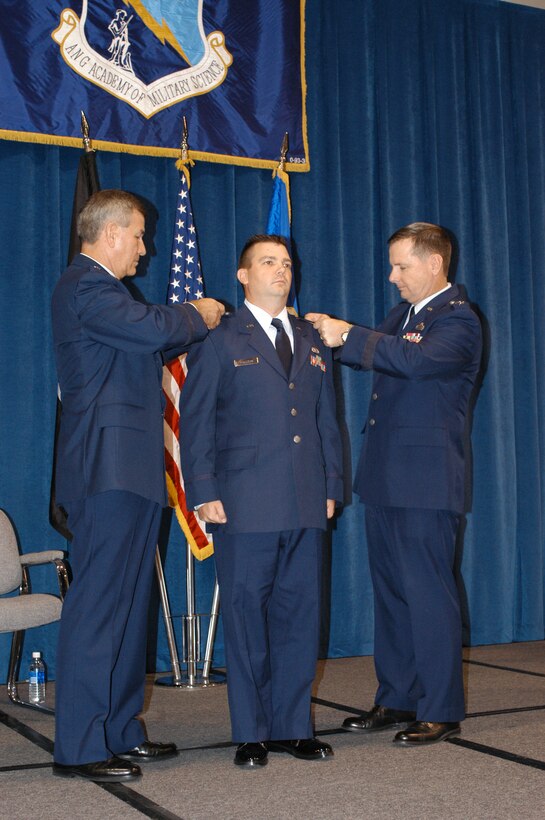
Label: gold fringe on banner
xmin=0 ymin=129 xmax=310 ymax=171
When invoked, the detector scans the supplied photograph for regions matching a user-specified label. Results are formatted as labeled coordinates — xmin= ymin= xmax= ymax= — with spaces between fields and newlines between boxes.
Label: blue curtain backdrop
xmin=0 ymin=0 xmax=544 ymax=680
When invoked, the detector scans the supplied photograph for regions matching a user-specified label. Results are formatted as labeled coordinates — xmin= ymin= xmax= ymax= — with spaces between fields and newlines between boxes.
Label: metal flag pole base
xmin=154 ymin=543 xmax=226 ymax=689
xmin=155 ymin=670 xmax=226 ymax=689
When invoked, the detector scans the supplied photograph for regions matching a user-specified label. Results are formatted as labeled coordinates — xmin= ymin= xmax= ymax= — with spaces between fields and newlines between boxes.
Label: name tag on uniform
xmin=310 ymin=353 xmax=326 ymax=371
xmin=234 ymin=357 xmax=260 ymax=367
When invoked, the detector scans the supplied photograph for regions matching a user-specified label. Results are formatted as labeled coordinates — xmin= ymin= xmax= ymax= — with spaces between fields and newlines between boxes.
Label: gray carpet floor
xmin=1 ymin=642 xmax=545 ymax=819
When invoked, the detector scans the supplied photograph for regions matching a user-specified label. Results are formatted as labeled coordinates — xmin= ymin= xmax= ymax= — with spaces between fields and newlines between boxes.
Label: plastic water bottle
xmin=28 ymin=652 xmax=46 ymax=704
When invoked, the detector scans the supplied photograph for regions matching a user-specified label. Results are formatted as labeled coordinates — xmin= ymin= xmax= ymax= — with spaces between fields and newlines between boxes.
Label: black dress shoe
xmin=52 ymin=756 xmax=142 ymax=782
xmin=393 ymin=721 xmax=461 ymax=746
xmin=118 ymin=740 xmax=178 ymax=762
xmin=342 ymin=704 xmax=416 ymax=733
xmin=267 ymin=738 xmax=333 ymax=759
xmin=234 ymin=742 xmax=268 ymax=767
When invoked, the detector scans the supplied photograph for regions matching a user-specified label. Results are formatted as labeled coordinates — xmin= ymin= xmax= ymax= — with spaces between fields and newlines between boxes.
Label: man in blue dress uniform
xmin=51 ymin=190 xmax=224 ymax=781
xmin=308 ymin=222 xmax=482 ymax=746
xmin=180 ymin=235 xmax=343 ymax=767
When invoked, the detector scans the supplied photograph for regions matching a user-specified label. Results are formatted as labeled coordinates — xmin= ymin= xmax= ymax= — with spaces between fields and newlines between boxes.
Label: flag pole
xmin=266 ymin=130 xmax=298 ymax=313
xmin=279 ymin=130 xmax=288 ymax=171
xmin=156 ymin=117 xmax=223 ymax=689
xmin=80 ymin=110 xmax=92 ymax=153
xmin=179 ymin=117 xmax=223 ymax=687
xmin=155 ymin=118 xmax=191 ymax=687
xmin=202 ymin=577 xmax=221 ymax=680
xmin=180 ymin=114 xmax=188 ymax=161
xmin=49 ymin=111 xmax=100 ymax=541
xmin=179 ymin=115 xmax=199 ymax=687
xmin=154 ymin=549 xmax=183 ymax=683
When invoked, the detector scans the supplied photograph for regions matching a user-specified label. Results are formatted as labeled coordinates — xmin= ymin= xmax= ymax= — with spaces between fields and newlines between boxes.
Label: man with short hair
xmin=51 ymin=189 xmax=224 ymax=781
xmin=307 ymin=222 xmax=482 ymax=746
xmin=180 ymin=234 xmax=343 ymax=767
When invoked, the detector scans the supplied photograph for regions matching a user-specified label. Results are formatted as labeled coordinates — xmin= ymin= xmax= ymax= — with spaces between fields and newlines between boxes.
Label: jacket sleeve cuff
xmin=326 ymin=475 xmax=344 ymax=502
xmin=178 ymin=302 xmax=208 ymax=339
xmin=185 ymin=476 xmax=220 ymax=510
xmin=338 ymin=325 xmax=382 ymax=370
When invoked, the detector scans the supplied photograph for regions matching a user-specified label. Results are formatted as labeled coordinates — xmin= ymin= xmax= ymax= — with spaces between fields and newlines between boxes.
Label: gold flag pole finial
xmin=81 ymin=111 xmax=92 ymax=153
xmin=180 ymin=116 xmax=189 ymax=162
xmin=175 ymin=116 xmax=194 ymax=171
xmin=279 ymin=131 xmax=289 ymax=171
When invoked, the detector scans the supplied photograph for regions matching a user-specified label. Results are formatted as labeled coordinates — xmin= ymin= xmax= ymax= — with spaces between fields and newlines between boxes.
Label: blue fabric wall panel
xmin=1 ymin=0 xmax=545 ymax=683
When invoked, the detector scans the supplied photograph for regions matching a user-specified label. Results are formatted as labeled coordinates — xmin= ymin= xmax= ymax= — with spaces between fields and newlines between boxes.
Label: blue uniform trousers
xmin=54 ymin=490 xmax=162 ymax=764
xmin=365 ymin=505 xmax=465 ymax=722
xmin=213 ymin=528 xmax=323 ymax=743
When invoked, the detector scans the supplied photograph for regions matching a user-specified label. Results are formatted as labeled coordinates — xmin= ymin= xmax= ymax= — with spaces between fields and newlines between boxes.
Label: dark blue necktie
xmin=271 ymin=318 xmax=292 ymax=375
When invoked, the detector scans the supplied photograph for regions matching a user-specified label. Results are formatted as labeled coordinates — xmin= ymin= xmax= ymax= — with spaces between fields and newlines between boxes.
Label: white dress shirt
xmin=244 ymin=299 xmax=294 ymax=352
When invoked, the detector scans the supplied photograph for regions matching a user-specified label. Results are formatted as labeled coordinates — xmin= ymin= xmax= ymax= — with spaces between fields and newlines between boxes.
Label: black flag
xmin=49 ymin=150 xmax=100 ymax=539
xmin=66 ymin=150 xmax=101 ymax=263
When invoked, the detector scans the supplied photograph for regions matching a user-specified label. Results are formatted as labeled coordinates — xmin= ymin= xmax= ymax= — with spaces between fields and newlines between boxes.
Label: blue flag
xmin=266 ymin=168 xmax=299 ymax=313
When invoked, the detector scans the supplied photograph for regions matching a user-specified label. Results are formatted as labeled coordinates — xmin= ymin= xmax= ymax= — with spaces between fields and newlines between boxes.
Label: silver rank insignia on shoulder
xmin=245 ymin=323 xmax=255 ymax=329
xmin=449 ymin=300 xmax=465 ymax=306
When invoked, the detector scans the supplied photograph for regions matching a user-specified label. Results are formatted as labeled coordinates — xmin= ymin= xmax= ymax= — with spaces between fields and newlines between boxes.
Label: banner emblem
xmin=52 ymin=1 xmax=232 ymax=119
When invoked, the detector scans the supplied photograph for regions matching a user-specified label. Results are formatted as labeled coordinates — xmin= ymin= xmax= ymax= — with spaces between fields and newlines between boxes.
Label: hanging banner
xmin=0 ymin=1 xmax=309 ymax=170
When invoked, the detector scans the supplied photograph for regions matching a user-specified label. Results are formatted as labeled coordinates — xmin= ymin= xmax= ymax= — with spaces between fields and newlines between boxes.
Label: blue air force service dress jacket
xmin=179 ymin=305 xmax=343 ymax=533
xmin=338 ymin=284 xmax=482 ymax=514
xmin=51 ymin=254 xmax=208 ymax=507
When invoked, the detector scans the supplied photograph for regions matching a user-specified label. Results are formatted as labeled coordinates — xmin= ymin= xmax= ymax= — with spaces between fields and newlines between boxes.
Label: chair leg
xmin=7 ymin=629 xmax=24 ymax=705
xmin=7 ymin=629 xmax=54 ymax=715
xmin=53 ymin=558 xmax=70 ymax=600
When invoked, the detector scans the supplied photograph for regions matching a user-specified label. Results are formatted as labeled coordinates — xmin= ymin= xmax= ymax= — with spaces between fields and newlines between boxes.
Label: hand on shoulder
xmin=190 ymin=298 xmax=225 ymax=329
xmin=305 ymin=312 xmax=353 ymax=348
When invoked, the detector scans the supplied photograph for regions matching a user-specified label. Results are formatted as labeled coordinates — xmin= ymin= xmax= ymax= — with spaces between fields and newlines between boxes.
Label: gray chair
xmin=0 ymin=509 xmax=69 ymax=714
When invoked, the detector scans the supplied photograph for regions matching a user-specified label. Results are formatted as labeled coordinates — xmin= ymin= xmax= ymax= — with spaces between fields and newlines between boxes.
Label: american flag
xmin=162 ymin=164 xmax=213 ymax=560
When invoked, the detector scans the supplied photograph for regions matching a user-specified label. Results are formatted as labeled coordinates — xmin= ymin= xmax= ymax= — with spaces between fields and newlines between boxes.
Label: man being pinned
xmin=180 ymin=234 xmax=343 ymax=767
xmin=307 ymin=222 xmax=482 ymax=747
